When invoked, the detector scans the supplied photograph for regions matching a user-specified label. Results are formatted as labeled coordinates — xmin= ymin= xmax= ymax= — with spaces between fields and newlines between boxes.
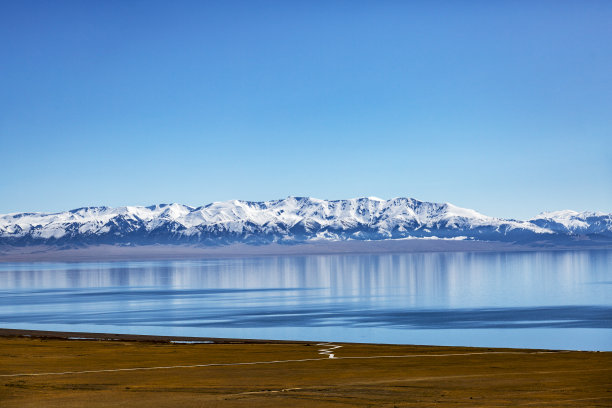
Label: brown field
xmin=0 ymin=331 xmax=610 ymax=407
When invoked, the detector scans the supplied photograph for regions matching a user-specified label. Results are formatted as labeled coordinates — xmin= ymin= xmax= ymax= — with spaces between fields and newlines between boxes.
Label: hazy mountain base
xmin=1 ymin=239 xmax=610 ymax=262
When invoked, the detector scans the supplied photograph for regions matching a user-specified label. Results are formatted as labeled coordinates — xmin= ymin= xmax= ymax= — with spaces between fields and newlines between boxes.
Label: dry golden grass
xmin=0 ymin=336 xmax=610 ymax=407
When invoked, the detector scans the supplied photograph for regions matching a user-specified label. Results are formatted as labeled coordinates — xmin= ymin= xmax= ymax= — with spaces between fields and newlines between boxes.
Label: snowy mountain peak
xmin=533 ymin=210 xmax=605 ymax=219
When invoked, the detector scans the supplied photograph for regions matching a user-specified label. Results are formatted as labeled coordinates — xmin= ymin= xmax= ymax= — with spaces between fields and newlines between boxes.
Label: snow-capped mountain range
xmin=1 ymin=197 xmax=611 ymax=246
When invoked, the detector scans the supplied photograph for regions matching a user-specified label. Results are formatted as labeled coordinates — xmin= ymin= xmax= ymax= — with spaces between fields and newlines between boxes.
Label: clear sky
xmin=1 ymin=1 xmax=611 ymax=219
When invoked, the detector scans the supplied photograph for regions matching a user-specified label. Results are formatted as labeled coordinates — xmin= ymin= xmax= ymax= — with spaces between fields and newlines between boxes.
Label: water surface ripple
xmin=1 ymin=250 xmax=610 ymax=350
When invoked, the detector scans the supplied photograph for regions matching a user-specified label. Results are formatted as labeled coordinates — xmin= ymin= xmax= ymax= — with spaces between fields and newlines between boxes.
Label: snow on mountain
xmin=0 ymin=197 xmax=610 ymax=246
xmin=529 ymin=210 xmax=612 ymax=234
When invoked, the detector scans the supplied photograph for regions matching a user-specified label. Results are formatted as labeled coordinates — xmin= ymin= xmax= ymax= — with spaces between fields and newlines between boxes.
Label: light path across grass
xmin=0 ymin=350 xmax=574 ymax=378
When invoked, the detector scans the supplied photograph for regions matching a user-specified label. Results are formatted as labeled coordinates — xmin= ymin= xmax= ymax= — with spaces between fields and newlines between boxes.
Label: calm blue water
xmin=1 ymin=250 xmax=611 ymax=350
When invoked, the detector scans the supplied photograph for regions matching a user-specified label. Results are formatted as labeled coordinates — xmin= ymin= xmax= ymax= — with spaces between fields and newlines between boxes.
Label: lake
xmin=1 ymin=249 xmax=611 ymax=350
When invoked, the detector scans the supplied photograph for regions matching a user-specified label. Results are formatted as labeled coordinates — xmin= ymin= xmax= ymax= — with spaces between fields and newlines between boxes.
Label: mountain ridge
xmin=1 ymin=197 xmax=611 ymax=247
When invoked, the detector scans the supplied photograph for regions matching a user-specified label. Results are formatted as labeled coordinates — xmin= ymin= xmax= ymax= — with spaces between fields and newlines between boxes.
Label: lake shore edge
xmin=0 ymin=327 xmax=314 ymax=346
xmin=0 ymin=327 xmax=598 ymax=352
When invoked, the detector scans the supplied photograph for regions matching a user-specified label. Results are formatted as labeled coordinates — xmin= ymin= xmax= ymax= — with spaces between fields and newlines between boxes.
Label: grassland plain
xmin=0 ymin=330 xmax=610 ymax=407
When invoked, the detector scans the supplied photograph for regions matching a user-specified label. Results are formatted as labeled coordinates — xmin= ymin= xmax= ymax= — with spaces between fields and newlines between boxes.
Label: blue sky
xmin=1 ymin=1 xmax=611 ymax=219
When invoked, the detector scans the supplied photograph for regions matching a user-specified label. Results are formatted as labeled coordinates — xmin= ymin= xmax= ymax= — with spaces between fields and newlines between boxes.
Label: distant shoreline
xmin=1 ymin=240 xmax=610 ymax=263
